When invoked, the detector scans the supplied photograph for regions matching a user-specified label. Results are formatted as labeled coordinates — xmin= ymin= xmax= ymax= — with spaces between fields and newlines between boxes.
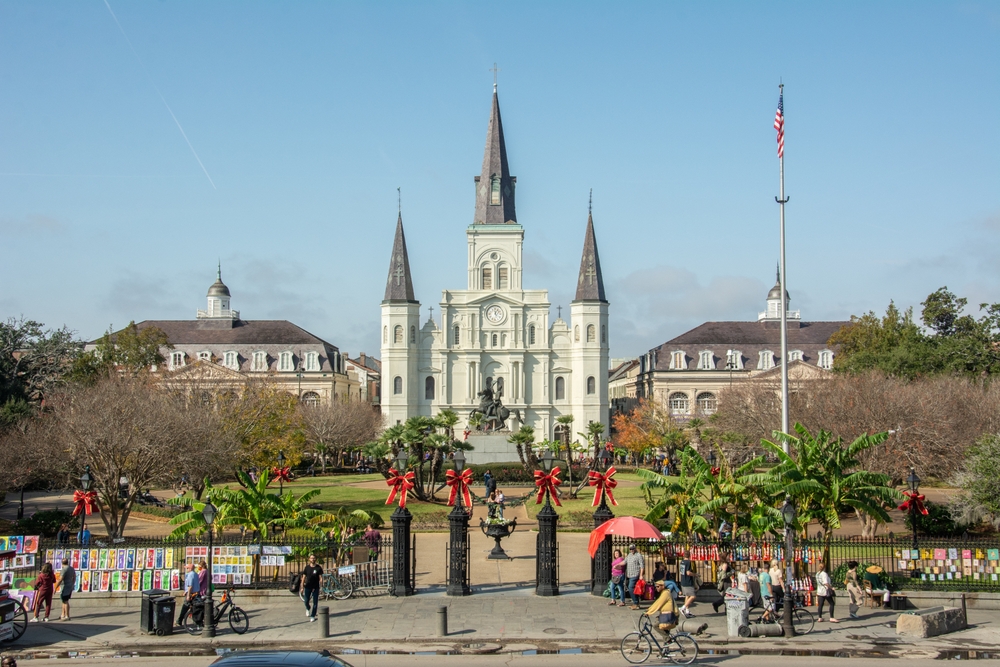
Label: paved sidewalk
xmin=7 ymin=586 xmax=1000 ymax=660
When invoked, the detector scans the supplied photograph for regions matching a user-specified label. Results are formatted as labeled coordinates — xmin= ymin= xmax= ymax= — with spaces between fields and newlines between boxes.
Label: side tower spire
xmin=383 ymin=213 xmax=416 ymax=302
xmin=574 ymin=202 xmax=607 ymax=302
xmin=473 ymin=85 xmax=516 ymax=225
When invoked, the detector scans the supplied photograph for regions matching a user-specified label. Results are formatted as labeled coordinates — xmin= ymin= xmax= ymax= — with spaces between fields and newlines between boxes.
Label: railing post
xmin=391 ymin=506 xmax=414 ymax=596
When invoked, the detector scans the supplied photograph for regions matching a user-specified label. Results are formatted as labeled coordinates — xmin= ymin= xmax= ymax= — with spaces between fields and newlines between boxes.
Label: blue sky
xmin=1 ymin=1 xmax=998 ymax=360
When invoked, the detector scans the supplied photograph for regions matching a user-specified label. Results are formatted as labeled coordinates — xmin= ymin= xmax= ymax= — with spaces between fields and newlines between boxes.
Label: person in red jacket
xmin=31 ymin=563 xmax=56 ymax=622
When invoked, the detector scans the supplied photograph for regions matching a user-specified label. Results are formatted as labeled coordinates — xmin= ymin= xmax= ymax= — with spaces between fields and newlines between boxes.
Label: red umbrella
xmin=588 ymin=516 xmax=664 ymax=557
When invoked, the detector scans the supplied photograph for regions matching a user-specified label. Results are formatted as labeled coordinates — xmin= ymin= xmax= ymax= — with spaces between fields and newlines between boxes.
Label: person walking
xmin=177 ymin=563 xmax=201 ymax=628
xmin=483 ymin=469 xmax=495 ymax=498
xmin=609 ymin=549 xmax=626 ymax=607
xmin=678 ymin=549 xmax=698 ymax=618
xmin=363 ymin=524 xmax=381 ymax=561
xmin=624 ymin=544 xmax=645 ymax=610
xmin=845 ymin=561 xmax=863 ymax=619
xmin=300 ymin=554 xmax=323 ymax=622
xmin=30 ymin=563 xmax=56 ymax=622
xmin=815 ymin=562 xmax=838 ymax=623
xmin=76 ymin=526 xmax=90 ymax=546
xmin=712 ymin=561 xmax=732 ymax=613
xmin=768 ymin=559 xmax=785 ymax=609
xmin=495 ymin=489 xmax=505 ymax=520
xmin=58 ymin=562 xmax=76 ymax=621
xmin=56 ymin=524 xmax=71 ymax=546
xmin=198 ymin=560 xmax=209 ymax=598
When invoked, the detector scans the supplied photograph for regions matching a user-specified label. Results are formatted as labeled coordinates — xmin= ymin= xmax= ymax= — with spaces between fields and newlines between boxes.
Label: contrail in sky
xmin=102 ymin=0 xmax=216 ymax=189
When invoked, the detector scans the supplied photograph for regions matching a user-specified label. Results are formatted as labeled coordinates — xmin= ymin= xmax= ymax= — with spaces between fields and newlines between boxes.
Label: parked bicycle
xmin=320 ymin=571 xmax=354 ymax=601
xmin=183 ymin=587 xmax=249 ymax=635
xmin=751 ymin=591 xmax=814 ymax=635
xmin=620 ymin=614 xmax=699 ymax=665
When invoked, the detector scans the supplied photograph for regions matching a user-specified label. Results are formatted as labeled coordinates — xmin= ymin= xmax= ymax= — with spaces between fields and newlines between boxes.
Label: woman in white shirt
xmin=815 ymin=563 xmax=838 ymax=622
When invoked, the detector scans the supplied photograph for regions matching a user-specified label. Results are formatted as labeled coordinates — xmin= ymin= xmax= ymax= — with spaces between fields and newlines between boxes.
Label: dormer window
xmin=252 ymin=351 xmax=268 ymax=372
xmin=305 ymin=351 xmax=320 ymax=372
xmin=758 ymin=350 xmax=774 ymax=370
xmin=170 ymin=351 xmax=185 ymax=370
xmin=224 ymin=350 xmax=239 ymax=370
xmin=490 ymin=176 xmax=501 ymax=205
xmin=788 ymin=350 xmax=803 ymax=363
xmin=670 ymin=351 xmax=686 ymax=370
xmin=818 ymin=349 xmax=834 ymax=369
xmin=279 ymin=351 xmax=294 ymax=372
xmin=726 ymin=350 xmax=744 ymax=370
xmin=198 ymin=350 xmax=211 ymax=362
xmin=698 ymin=351 xmax=714 ymax=370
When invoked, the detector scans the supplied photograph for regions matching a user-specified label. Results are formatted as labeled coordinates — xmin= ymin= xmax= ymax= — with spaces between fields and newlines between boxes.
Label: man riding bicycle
xmin=644 ymin=580 xmax=679 ymax=635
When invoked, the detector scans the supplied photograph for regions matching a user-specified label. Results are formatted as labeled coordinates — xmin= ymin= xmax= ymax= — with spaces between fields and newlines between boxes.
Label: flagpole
xmin=775 ymin=83 xmax=790 ymax=451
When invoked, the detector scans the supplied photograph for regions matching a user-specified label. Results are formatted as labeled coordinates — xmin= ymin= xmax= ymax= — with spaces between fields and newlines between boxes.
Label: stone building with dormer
xmin=379 ymin=86 xmax=610 ymax=440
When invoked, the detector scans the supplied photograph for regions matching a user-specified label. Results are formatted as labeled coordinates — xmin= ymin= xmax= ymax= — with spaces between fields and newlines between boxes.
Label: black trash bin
xmin=140 ymin=589 xmax=173 ymax=635
xmin=152 ymin=596 xmax=176 ymax=635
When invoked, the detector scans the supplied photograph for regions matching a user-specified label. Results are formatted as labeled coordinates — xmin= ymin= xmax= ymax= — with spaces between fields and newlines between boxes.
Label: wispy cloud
xmin=0 ymin=214 xmax=66 ymax=236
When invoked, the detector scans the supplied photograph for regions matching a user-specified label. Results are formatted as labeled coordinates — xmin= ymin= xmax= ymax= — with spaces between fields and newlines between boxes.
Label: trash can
xmin=724 ymin=587 xmax=751 ymax=638
xmin=152 ymin=595 xmax=176 ymax=635
xmin=140 ymin=589 xmax=172 ymax=635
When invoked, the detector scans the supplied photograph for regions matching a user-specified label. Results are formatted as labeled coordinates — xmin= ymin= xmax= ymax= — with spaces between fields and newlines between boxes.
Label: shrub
xmin=130 ymin=505 xmax=184 ymax=519
xmin=903 ymin=500 xmax=968 ymax=538
xmin=16 ymin=510 xmax=78 ymax=537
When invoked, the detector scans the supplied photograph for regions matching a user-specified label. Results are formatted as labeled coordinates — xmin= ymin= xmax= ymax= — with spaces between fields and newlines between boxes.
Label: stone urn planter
xmin=479 ymin=517 xmax=518 ymax=560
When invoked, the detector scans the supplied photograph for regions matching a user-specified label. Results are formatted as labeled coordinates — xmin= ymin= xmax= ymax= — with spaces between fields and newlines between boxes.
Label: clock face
xmin=486 ymin=305 xmax=504 ymax=324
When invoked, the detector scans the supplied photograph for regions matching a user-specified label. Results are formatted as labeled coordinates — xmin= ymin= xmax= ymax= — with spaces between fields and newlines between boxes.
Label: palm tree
xmin=508 ymin=425 xmax=535 ymax=469
xmin=637 ymin=448 xmax=711 ymax=537
xmin=700 ymin=445 xmax=767 ymax=538
xmin=556 ymin=415 xmax=576 ymax=493
xmin=752 ymin=424 xmax=902 ymax=570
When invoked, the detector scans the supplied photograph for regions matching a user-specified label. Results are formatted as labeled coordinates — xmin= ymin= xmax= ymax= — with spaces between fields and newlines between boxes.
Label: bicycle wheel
xmin=666 ymin=633 xmax=699 ymax=665
xmin=331 ymin=576 xmax=354 ymax=601
xmin=8 ymin=599 xmax=27 ymax=641
xmin=620 ymin=632 xmax=652 ymax=664
xmin=792 ymin=608 xmax=814 ymax=635
xmin=228 ymin=607 xmax=249 ymax=635
xmin=183 ymin=606 xmax=203 ymax=635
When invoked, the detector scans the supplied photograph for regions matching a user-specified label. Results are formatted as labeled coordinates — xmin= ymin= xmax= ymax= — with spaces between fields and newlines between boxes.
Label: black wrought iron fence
xmin=609 ymin=535 xmax=1000 ymax=593
xmin=2 ymin=535 xmax=396 ymax=593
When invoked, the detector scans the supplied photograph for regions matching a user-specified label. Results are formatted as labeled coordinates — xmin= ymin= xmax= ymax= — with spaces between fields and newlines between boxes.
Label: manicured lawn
xmin=523 ymin=471 xmax=653 ymax=525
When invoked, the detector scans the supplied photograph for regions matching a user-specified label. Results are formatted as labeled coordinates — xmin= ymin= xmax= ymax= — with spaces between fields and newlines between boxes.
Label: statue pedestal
xmin=465 ymin=434 xmax=522 ymax=464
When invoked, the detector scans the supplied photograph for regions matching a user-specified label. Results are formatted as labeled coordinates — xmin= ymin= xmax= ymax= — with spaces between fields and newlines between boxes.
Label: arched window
xmin=818 ymin=350 xmax=834 ymax=369
xmin=574 ymin=326 xmax=580 ymax=342
xmin=586 ymin=324 xmax=596 ymax=342
xmin=698 ymin=351 xmax=713 ymax=370
xmin=482 ymin=267 xmax=492 ymax=289
xmin=251 ymin=351 xmax=268 ymax=372
xmin=301 ymin=391 xmax=321 ymax=407
xmin=555 ymin=376 xmax=565 ymax=400
xmin=758 ymin=350 xmax=774 ymax=370
xmin=670 ymin=351 xmax=686 ymax=370
xmin=305 ymin=351 xmax=320 ymax=371
xmin=453 ymin=325 xmax=460 ymax=346
xmin=394 ymin=325 xmax=403 ymax=344
xmin=529 ymin=325 xmax=536 ymax=345
xmin=601 ymin=325 xmax=606 ymax=343
xmin=490 ymin=176 xmax=501 ymax=205
xmin=697 ymin=392 xmax=717 ymax=415
xmin=393 ymin=376 xmax=403 ymax=395
xmin=501 ymin=333 xmax=507 ymax=347
xmin=170 ymin=351 xmax=185 ymax=370
xmin=425 ymin=376 xmax=435 ymax=400
xmin=383 ymin=326 xmax=388 ymax=344
xmin=491 ymin=333 xmax=498 ymax=347
xmin=554 ymin=423 xmax=570 ymax=444
xmin=587 ymin=376 xmax=596 ymax=395
xmin=279 ymin=351 xmax=294 ymax=372
xmin=788 ymin=350 xmax=803 ymax=362
xmin=410 ymin=326 xmax=416 ymax=344
xmin=198 ymin=350 xmax=211 ymax=362
xmin=498 ymin=266 xmax=509 ymax=289
xmin=668 ymin=392 xmax=689 ymax=414
xmin=224 ymin=351 xmax=239 ymax=370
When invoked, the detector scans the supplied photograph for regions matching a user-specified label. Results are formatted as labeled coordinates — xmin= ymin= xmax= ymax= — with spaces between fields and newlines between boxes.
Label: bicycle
xmin=751 ymin=591 xmax=814 ymax=635
xmin=319 ymin=571 xmax=354 ymax=600
xmin=0 ymin=588 xmax=28 ymax=643
xmin=620 ymin=614 xmax=699 ymax=665
xmin=183 ymin=587 xmax=249 ymax=635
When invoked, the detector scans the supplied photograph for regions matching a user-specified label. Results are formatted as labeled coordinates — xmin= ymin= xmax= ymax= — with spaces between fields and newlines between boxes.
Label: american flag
xmin=774 ymin=92 xmax=784 ymax=158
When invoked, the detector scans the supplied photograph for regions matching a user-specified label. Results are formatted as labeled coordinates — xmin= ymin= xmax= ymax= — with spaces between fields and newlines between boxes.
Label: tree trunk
xmin=855 ymin=510 xmax=880 ymax=538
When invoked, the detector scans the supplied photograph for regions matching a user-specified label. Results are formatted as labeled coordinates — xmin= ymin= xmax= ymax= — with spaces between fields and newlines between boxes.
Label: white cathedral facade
xmin=379 ymin=87 xmax=610 ymax=441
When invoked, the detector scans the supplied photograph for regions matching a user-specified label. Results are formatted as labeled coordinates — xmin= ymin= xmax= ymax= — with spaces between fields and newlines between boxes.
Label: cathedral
xmin=379 ymin=86 xmax=610 ymax=442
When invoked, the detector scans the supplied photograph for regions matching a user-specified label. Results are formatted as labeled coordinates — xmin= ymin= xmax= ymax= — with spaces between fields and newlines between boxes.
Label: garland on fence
xmin=384 ymin=468 xmax=415 ymax=508
xmin=72 ymin=490 xmax=98 ymax=517
xmin=587 ymin=467 xmax=618 ymax=507
xmin=445 ymin=468 xmax=473 ymax=507
xmin=898 ymin=490 xmax=929 ymax=516
xmin=534 ymin=467 xmax=562 ymax=506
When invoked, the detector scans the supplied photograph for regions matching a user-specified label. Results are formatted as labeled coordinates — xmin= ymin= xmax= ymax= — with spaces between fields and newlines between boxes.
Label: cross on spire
xmin=490 ymin=63 xmax=500 ymax=91
xmin=398 ymin=187 xmax=401 ymax=215
xmin=428 ymin=306 xmax=434 ymax=323
xmin=557 ymin=305 xmax=562 ymax=319
xmin=588 ymin=188 xmax=592 ymax=215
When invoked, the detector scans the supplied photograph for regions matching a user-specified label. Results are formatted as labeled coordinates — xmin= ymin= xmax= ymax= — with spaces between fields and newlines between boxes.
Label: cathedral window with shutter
xmin=482 ymin=267 xmax=492 ymax=289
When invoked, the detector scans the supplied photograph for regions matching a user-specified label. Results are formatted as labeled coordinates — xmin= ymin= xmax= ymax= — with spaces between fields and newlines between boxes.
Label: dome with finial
xmin=207 ymin=264 xmax=230 ymax=297
xmin=767 ymin=264 xmax=788 ymax=302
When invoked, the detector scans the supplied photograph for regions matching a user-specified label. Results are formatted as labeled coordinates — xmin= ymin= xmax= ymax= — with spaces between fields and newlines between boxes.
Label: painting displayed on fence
xmin=44 ymin=547 xmax=181 ymax=592
xmin=901 ymin=548 xmax=1000 ymax=582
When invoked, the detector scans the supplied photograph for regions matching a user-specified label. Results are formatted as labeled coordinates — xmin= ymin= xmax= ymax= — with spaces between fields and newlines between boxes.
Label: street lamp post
xmin=447 ymin=450 xmax=471 ymax=596
xmin=591 ymin=448 xmax=614 ymax=596
xmin=202 ymin=501 xmax=217 ymax=638
xmin=536 ymin=450 xmax=560 ymax=597
xmin=907 ymin=467 xmax=921 ymax=550
xmin=781 ymin=496 xmax=796 ymax=638
xmin=79 ymin=466 xmax=93 ymax=541
xmin=390 ymin=450 xmax=414 ymax=597
xmin=277 ymin=450 xmax=286 ymax=495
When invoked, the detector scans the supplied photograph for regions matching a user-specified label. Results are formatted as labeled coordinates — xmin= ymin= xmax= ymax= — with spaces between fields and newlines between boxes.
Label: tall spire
xmin=574 ymin=199 xmax=607 ymax=302
xmin=383 ymin=212 xmax=416 ymax=303
xmin=473 ymin=85 xmax=516 ymax=225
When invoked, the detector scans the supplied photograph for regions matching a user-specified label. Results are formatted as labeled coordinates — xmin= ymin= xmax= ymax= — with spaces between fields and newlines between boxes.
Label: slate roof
xmin=383 ymin=213 xmax=417 ymax=303
xmin=574 ymin=212 xmax=607 ymax=302
xmin=648 ymin=320 xmax=848 ymax=371
xmin=473 ymin=89 xmax=517 ymax=225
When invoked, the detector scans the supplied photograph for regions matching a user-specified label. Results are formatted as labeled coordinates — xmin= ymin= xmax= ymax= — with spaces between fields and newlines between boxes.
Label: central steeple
xmin=473 ymin=86 xmax=517 ymax=225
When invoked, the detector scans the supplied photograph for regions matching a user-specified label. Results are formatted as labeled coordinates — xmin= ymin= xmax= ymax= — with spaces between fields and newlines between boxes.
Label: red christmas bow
xmin=72 ymin=490 xmax=98 ymax=517
xmin=446 ymin=468 xmax=473 ymax=507
xmin=588 ymin=466 xmax=619 ymax=507
xmin=710 ymin=467 xmax=721 ymax=476
xmin=898 ymin=490 xmax=929 ymax=516
xmin=534 ymin=467 xmax=562 ymax=506
xmin=272 ymin=467 xmax=292 ymax=484
xmin=385 ymin=467 xmax=415 ymax=508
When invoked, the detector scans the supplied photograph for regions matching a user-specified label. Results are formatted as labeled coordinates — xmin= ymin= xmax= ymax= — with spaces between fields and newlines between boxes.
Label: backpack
xmin=289 ymin=573 xmax=301 ymax=595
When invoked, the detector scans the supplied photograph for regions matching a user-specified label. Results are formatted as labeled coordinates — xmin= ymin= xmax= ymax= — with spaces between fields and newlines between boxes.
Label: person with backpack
xmin=678 ymin=549 xmax=698 ymax=618
xmin=644 ymin=580 xmax=679 ymax=636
